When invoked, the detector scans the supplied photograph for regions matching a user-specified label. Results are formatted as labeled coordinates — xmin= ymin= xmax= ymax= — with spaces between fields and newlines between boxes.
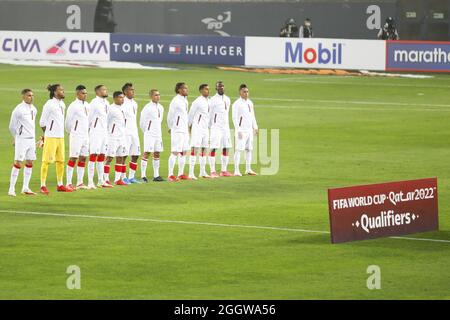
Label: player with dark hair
xmin=188 ymin=83 xmax=211 ymax=179
xmin=65 ymin=85 xmax=90 ymax=190
xmin=8 ymin=89 xmax=38 ymax=196
xmin=167 ymin=82 xmax=190 ymax=181
xmin=104 ymin=91 xmax=128 ymax=186
xmin=232 ymin=84 xmax=258 ymax=176
xmin=140 ymin=89 xmax=165 ymax=182
xmin=88 ymin=84 xmax=111 ymax=189
xmin=121 ymin=82 xmax=141 ymax=184
xmin=39 ymin=84 xmax=71 ymax=194
xmin=209 ymin=81 xmax=232 ymax=177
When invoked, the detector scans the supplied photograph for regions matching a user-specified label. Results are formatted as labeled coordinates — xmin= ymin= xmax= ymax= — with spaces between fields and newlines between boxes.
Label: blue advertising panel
xmin=386 ymin=41 xmax=450 ymax=73
xmin=110 ymin=33 xmax=245 ymax=65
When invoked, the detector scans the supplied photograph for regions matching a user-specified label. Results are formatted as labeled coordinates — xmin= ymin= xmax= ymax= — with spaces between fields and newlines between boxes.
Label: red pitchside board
xmin=328 ymin=178 xmax=439 ymax=244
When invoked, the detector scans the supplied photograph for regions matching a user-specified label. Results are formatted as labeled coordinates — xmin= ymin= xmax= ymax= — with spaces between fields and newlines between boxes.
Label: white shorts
xmin=125 ymin=134 xmax=141 ymax=156
xmin=14 ymin=137 xmax=36 ymax=161
xmin=171 ymin=132 xmax=190 ymax=153
xmin=210 ymin=128 xmax=232 ymax=149
xmin=89 ymin=132 xmax=108 ymax=155
xmin=144 ymin=134 xmax=163 ymax=153
xmin=235 ymin=131 xmax=254 ymax=151
xmin=69 ymin=135 xmax=89 ymax=158
xmin=107 ymin=138 xmax=127 ymax=157
xmin=190 ymin=128 xmax=209 ymax=148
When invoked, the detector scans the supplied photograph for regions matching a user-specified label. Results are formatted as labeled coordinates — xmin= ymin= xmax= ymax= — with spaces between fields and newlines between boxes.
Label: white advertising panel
xmin=0 ymin=31 xmax=110 ymax=61
xmin=245 ymin=37 xmax=386 ymax=70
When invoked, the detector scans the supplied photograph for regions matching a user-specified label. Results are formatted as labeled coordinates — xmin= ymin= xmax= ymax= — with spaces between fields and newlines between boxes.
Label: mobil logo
xmin=1 ymin=37 xmax=41 ymax=53
xmin=68 ymin=38 xmax=108 ymax=54
xmin=285 ymin=41 xmax=343 ymax=65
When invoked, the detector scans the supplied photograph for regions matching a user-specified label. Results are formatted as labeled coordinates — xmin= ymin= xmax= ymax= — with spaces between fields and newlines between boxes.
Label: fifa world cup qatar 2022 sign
xmin=328 ymin=178 xmax=439 ymax=243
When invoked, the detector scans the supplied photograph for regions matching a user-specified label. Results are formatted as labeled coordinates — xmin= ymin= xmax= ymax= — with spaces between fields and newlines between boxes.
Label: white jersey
xmin=65 ymin=98 xmax=89 ymax=138
xmin=89 ymin=96 xmax=109 ymax=135
xmin=107 ymin=103 xmax=126 ymax=139
xmin=39 ymin=97 xmax=66 ymax=138
xmin=232 ymin=97 xmax=258 ymax=132
xmin=167 ymin=94 xmax=189 ymax=134
xmin=123 ymin=96 xmax=139 ymax=137
xmin=140 ymin=101 xmax=164 ymax=138
xmin=188 ymin=95 xmax=210 ymax=131
xmin=9 ymin=101 xmax=37 ymax=139
xmin=209 ymin=93 xmax=231 ymax=131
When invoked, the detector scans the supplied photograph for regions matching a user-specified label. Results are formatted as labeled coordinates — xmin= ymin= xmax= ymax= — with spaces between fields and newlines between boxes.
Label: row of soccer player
xmin=8 ymin=81 xmax=258 ymax=196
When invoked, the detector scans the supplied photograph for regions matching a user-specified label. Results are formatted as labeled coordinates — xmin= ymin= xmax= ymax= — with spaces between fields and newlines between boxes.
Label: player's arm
xmin=9 ymin=108 xmax=19 ymax=137
xmin=188 ymin=100 xmax=197 ymax=129
xmin=64 ymin=105 xmax=74 ymax=134
xmin=39 ymin=101 xmax=50 ymax=133
xmin=167 ymin=102 xmax=175 ymax=133
xmin=139 ymin=107 xmax=149 ymax=132
xmin=251 ymin=102 xmax=258 ymax=134
xmin=231 ymin=100 xmax=239 ymax=129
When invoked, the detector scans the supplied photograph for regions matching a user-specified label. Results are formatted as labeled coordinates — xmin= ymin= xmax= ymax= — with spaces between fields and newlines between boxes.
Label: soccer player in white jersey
xmin=140 ymin=89 xmax=164 ymax=182
xmin=167 ymin=82 xmax=190 ymax=182
xmin=188 ymin=84 xmax=211 ymax=179
xmin=39 ymin=84 xmax=72 ymax=194
xmin=232 ymin=84 xmax=259 ymax=176
xmin=104 ymin=91 xmax=128 ymax=186
xmin=121 ymin=82 xmax=141 ymax=184
xmin=8 ymin=89 xmax=38 ymax=196
xmin=88 ymin=85 xmax=111 ymax=189
xmin=65 ymin=85 xmax=90 ymax=190
xmin=209 ymin=81 xmax=233 ymax=177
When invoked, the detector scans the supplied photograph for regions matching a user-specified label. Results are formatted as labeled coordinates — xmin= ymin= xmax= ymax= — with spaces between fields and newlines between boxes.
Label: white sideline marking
xmin=0 ymin=210 xmax=448 ymax=244
xmin=264 ymin=78 xmax=449 ymax=88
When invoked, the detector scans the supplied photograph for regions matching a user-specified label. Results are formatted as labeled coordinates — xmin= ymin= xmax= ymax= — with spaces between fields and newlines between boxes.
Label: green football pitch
xmin=0 ymin=63 xmax=449 ymax=299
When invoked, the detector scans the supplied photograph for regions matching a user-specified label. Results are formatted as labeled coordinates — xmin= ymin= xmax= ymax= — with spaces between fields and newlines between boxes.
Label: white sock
xmin=168 ymin=154 xmax=177 ymax=176
xmin=9 ymin=166 xmax=20 ymax=192
xmin=209 ymin=155 xmax=216 ymax=173
xmin=221 ymin=155 xmax=229 ymax=172
xmin=178 ymin=154 xmax=186 ymax=176
xmin=189 ymin=154 xmax=196 ymax=176
xmin=200 ymin=155 xmax=207 ymax=176
xmin=23 ymin=165 xmax=32 ymax=190
xmin=234 ymin=151 xmax=241 ymax=173
xmin=141 ymin=158 xmax=148 ymax=178
xmin=88 ymin=160 xmax=95 ymax=185
xmin=245 ymin=150 xmax=252 ymax=172
xmin=97 ymin=161 xmax=104 ymax=183
xmin=153 ymin=158 xmax=160 ymax=178
xmin=76 ymin=164 xmax=85 ymax=186
xmin=66 ymin=162 xmax=75 ymax=185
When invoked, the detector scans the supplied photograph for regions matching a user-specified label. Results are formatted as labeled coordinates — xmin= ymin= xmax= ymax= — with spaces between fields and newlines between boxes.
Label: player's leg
xmin=220 ymin=130 xmax=232 ymax=176
xmin=88 ymin=153 xmax=97 ymax=189
xmin=76 ymin=155 xmax=87 ymax=189
xmin=21 ymin=138 xmax=37 ymax=194
xmin=209 ymin=129 xmax=220 ymax=177
xmin=168 ymin=132 xmax=180 ymax=181
xmin=104 ymin=155 xmax=113 ymax=185
xmin=66 ymin=156 xmax=78 ymax=189
xmin=114 ymin=156 xmax=125 ymax=184
xmin=188 ymin=147 xmax=198 ymax=179
xmin=153 ymin=150 xmax=164 ymax=182
xmin=234 ymin=132 xmax=246 ymax=176
xmin=22 ymin=159 xmax=35 ymax=195
xmin=9 ymin=160 xmax=22 ymax=197
xmin=40 ymin=137 xmax=57 ymax=194
xmin=141 ymin=152 xmax=150 ymax=182
xmin=199 ymin=147 xmax=209 ymax=178
xmin=245 ymin=134 xmax=257 ymax=175
xmin=128 ymin=135 xmax=140 ymax=183
xmin=55 ymin=138 xmax=71 ymax=192
xmin=178 ymin=134 xmax=190 ymax=180
xmin=96 ymin=137 xmax=106 ymax=186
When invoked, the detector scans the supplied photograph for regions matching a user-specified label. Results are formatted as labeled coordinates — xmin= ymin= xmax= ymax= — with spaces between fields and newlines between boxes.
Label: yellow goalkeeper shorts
xmin=42 ymin=137 xmax=65 ymax=163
